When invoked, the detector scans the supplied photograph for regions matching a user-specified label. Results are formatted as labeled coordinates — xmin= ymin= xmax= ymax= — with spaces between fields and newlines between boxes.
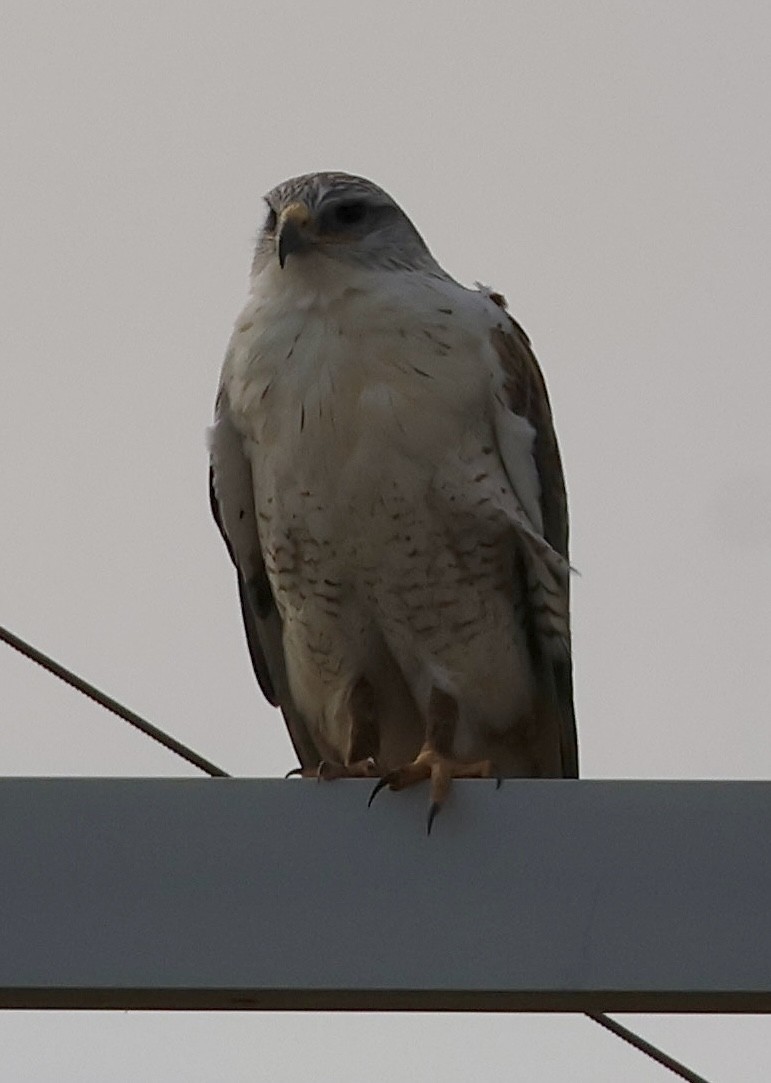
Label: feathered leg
xmin=286 ymin=676 xmax=380 ymax=779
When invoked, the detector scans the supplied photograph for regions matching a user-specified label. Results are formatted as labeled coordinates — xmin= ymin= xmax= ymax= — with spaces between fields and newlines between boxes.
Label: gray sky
xmin=2 ymin=1 xmax=770 ymax=1079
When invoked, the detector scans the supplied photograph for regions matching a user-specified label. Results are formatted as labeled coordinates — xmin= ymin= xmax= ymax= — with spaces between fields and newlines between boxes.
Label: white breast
xmin=223 ymin=256 xmax=515 ymax=510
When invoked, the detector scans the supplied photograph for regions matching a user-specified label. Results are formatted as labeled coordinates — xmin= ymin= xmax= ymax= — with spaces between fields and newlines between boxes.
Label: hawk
xmin=210 ymin=172 xmax=577 ymax=830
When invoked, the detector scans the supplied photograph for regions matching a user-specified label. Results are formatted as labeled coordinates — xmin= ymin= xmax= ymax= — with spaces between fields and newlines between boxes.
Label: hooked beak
xmin=277 ymin=202 xmax=313 ymax=268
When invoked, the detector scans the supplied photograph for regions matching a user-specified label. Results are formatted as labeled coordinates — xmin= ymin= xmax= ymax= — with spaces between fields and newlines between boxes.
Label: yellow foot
xmin=285 ymin=757 xmax=378 ymax=781
xmin=368 ymin=748 xmax=498 ymax=834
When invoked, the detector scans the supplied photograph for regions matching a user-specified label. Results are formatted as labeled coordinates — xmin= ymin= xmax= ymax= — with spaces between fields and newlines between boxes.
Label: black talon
xmin=427 ymin=802 xmax=440 ymax=835
xmin=368 ymin=776 xmax=390 ymax=807
xmin=495 ymin=776 xmax=503 ymax=790
xmin=284 ymin=767 xmax=303 ymax=779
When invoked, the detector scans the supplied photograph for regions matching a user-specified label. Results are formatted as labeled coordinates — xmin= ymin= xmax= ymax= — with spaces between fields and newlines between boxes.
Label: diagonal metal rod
xmin=0 ymin=624 xmax=230 ymax=778
xmin=586 ymin=1013 xmax=713 ymax=1083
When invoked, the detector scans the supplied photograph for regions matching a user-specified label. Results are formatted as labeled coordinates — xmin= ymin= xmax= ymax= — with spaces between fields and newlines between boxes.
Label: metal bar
xmin=0 ymin=778 xmax=769 ymax=1012
xmin=0 ymin=625 xmax=229 ymax=778
xmin=587 ymin=1014 xmax=713 ymax=1083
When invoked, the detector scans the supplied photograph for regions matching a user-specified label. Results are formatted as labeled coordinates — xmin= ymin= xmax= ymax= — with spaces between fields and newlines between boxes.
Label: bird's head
xmin=251 ymin=172 xmax=436 ymax=277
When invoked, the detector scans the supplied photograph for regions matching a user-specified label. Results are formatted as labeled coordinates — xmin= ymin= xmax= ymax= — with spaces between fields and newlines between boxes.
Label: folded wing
xmin=491 ymin=315 xmax=579 ymax=778
xmin=209 ymin=386 xmax=321 ymax=769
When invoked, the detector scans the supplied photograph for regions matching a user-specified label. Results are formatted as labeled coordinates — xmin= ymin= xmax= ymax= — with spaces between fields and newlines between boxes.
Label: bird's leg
xmin=338 ymin=675 xmax=380 ymax=776
xmin=286 ymin=677 xmax=380 ymax=780
xmin=369 ymin=687 xmax=494 ymax=831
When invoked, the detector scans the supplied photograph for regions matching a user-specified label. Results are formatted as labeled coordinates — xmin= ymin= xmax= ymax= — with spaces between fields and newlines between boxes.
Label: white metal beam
xmin=0 ymin=778 xmax=769 ymax=1011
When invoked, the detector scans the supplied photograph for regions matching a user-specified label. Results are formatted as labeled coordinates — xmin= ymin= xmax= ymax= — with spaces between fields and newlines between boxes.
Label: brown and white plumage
xmin=210 ymin=171 xmax=577 ymax=809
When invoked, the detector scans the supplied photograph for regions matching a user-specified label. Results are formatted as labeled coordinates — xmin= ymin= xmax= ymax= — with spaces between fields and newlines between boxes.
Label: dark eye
xmin=334 ymin=200 xmax=367 ymax=226
xmin=264 ymin=206 xmax=278 ymax=232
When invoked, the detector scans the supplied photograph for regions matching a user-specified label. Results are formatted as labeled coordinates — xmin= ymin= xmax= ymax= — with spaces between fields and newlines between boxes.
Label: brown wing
xmin=492 ymin=315 xmax=579 ymax=778
xmin=209 ymin=390 xmax=321 ymax=771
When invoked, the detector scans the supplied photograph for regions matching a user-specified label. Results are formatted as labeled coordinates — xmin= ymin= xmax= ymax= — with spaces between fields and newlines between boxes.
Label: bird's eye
xmin=264 ymin=207 xmax=278 ymax=232
xmin=334 ymin=201 xmax=367 ymax=226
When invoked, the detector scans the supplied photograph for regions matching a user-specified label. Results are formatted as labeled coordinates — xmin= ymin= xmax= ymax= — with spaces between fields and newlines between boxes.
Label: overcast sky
xmin=2 ymin=1 xmax=770 ymax=1079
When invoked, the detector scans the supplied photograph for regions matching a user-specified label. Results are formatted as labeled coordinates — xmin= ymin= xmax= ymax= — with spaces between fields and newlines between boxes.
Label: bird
xmin=209 ymin=171 xmax=578 ymax=831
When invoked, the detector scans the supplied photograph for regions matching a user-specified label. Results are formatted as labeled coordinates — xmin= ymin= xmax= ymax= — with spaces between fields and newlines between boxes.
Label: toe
xmin=318 ymin=760 xmax=346 ymax=780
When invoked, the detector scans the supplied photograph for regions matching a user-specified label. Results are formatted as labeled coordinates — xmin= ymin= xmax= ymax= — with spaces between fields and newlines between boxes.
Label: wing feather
xmin=209 ymin=387 xmax=320 ymax=770
xmin=491 ymin=315 xmax=579 ymax=778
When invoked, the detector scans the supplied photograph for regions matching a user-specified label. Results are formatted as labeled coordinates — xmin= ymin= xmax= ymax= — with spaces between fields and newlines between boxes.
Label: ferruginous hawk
xmin=210 ymin=172 xmax=577 ymax=830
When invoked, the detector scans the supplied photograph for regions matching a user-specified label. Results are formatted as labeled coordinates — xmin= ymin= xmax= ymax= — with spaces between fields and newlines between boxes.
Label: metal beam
xmin=0 ymin=778 xmax=769 ymax=1011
